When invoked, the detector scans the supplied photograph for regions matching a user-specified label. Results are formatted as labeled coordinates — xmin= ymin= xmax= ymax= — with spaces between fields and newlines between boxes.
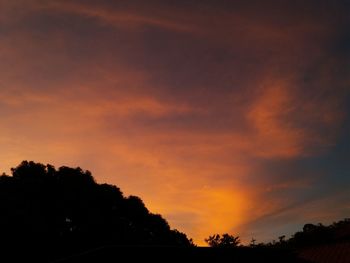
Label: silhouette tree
xmin=0 ymin=161 xmax=193 ymax=260
xmin=251 ymin=218 xmax=350 ymax=249
xmin=286 ymin=220 xmax=350 ymax=248
xmin=249 ymin=238 xmax=257 ymax=247
xmin=205 ymin=233 xmax=241 ymax=248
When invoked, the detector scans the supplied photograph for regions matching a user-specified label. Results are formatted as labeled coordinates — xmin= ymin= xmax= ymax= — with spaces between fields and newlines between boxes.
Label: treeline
xmin=0 ymin=160 xmax=348 ymax=261
xmin=206 ymin=219 xmax=350 ymax=248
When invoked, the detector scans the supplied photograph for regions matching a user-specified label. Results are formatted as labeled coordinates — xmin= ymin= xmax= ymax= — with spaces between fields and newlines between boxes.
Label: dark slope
xmin=0 ymin=161 xmax=192 ymax=262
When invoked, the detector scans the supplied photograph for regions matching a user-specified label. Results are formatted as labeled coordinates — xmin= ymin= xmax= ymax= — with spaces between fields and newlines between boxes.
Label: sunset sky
xmin=1 ymin=0 xmax=349 ymax=245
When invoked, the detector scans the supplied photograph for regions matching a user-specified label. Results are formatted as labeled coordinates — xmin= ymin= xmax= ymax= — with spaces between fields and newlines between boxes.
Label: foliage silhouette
xmin=248 ymin=218 xmax=350 ymax=249
xmin=205 ymin=233 xmax=241 ymax=247
xmin=286 ymin=219 xmax=350 ymax=248
xmin=0 ymin=161 xmax=348 ymax=262
xmin=0 ymin=161 xmax=193 ymax=260
xmin=206 ymin=219 xmax=350 ymax=250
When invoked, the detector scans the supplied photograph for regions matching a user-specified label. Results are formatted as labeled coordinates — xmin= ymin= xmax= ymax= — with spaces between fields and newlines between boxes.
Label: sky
xmin=0 ymin=0 xmax=349 ymax=245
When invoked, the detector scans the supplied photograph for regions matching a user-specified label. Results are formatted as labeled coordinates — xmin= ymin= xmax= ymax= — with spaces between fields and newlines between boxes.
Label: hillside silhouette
xmin=0 ymin=161 xmax=348 ymax=262
xmin=0 ymin=161 xmax=192 ymax=261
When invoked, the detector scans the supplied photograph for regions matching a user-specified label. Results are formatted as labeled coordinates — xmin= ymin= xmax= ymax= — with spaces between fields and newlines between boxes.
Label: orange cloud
xmin=246 ymin=74 xmax=346 ymax=159
xmin=0 ymin=76 xmax=345 ymax=244
xmin=0 ymin=0 xmax=348 ymax=246
xmin=247 ymin=79 xmax=305 ymax=158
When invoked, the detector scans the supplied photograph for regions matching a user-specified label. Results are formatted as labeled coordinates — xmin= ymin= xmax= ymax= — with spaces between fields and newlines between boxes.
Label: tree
xmin=0 ymin=161 xmax=194 ymax=260
xmin=250 ymin=238 xmax=256 ymax=247
xmin=205 ymin=233 xmax=241 ymax=248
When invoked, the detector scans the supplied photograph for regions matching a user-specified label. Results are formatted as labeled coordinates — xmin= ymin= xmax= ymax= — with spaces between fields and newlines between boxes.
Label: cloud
xmin=0 ymin=0 xmax=349 ymax=245
xmin=246 ymin=74 xmax=346 ymax=159
xmin=44 ymin=1 xmax=199 ymax=33
xmin=247 ymin=80 xmax=305 ymax=158
xmin=237 ymin=188 xmax=350 ymax=243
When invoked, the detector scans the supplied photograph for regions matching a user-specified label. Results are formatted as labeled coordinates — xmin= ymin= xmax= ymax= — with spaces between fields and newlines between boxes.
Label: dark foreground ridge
xmin=0 ymin=161 xmax=349 ymax=262
xmin=0 ymin=161 xmax=192 ymax=261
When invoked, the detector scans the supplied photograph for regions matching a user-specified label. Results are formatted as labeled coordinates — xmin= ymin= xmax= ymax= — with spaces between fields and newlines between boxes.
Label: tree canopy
xmin=205 ymin=234 xmax=241 ymax=248
xmin=0 ymin=161 xmax=193 ymax=259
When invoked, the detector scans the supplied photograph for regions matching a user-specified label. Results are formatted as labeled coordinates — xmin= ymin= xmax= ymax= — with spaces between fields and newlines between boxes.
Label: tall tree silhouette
xmin=0 ymin=161 xmax=193 ymax=260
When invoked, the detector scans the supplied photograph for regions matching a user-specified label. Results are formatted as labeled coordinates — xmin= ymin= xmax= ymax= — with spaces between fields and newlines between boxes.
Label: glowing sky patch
xmin=0 ymin=0 xmax=349 ymax=245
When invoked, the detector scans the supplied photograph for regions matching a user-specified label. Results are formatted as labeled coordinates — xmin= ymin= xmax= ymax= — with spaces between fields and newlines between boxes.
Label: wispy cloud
xmin=0 ymin=0 xmax=349 ymax=245
xmin=46 ymin=1 xmax=199 ymax=33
